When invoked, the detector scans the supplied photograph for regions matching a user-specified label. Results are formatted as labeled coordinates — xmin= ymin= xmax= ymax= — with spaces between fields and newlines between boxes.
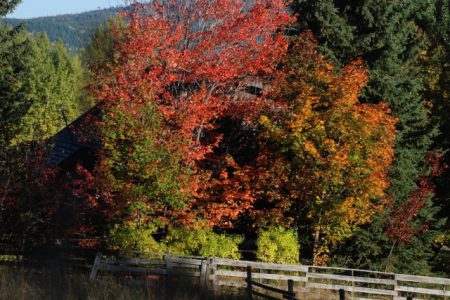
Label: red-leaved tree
xmin=97 ymin=0 xmax=292 ymax=160
xmin=87 ymin=0 xmax=294 ymax=233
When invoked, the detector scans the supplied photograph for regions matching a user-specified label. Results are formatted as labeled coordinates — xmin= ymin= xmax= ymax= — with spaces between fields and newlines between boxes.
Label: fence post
xmin=247 ymin=266 xmax=253 ymax=300
xmin=351 ymin=269 xmax=355 ymax=300
xmin=200 ymin=259 xmax=207 ymax=289
xmin=165 ymin=254 xmax=172 ymax=280
xmin=305 ymin=266 xmax=311 ymax=294
xmin=339 ymin=288 xmax=346 ymax=300
xmin=394 ymin=274 xmax=399 ymax=298
xmin=89 ymin=252 xmax=102 ymax=281
xmin=209 ymin=257 xmax=217 ymax=288
xmin=407 ymin=296 xmax=413 ymax=300
xmin=288 ymin=279 xmax=295 ymax=300
xmin=163 ymin=254 xmax=173 ymax=297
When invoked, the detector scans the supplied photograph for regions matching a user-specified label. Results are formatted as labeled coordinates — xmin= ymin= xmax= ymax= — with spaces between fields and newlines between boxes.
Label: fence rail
xmin=90 ymin=252 xmax=209 ymax=288
xmin=246 ymin=266 xmax=297 ymax=300
xmin=89 ymin=252 xmax=450 ymax=299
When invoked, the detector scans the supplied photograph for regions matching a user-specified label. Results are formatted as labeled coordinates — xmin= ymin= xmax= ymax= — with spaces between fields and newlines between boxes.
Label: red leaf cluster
xmin=387 ymin=150 xmax=446 ymax=244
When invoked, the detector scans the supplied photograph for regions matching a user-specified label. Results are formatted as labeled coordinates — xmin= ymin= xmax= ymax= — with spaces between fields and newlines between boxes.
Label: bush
xmin=164 ymin=224 xmax=243 ymax=259
xmin=109 ymin=222 xmax=166 ymax=257
xmin=256 ymin=226 xmax=299 ymax=264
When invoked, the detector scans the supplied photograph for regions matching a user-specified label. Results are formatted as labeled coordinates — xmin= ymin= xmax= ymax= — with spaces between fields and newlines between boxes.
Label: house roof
xmin=47 ymin=106 xmax=101 ymax=167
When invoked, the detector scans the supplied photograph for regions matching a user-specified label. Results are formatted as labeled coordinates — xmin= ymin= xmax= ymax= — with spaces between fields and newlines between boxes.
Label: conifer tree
xmin=0 ymin=23 xmax=34 ymax=145
xmin=422 ymin=0 xmax=450 ymax=274
xmin=0 ymin=0 xmax=21 ymax=17
xmin=0 ymin=23 xmax=34 ymax=247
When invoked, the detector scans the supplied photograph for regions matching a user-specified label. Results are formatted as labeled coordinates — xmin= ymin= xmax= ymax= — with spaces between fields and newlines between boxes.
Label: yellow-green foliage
xmin=109 ymin=221 xmax=243 ymax=260
xmin=256 ymin=226 xmax=299 ymax=264
xmin=164 ymin=226 xmax=243 ymax=259
xmin=109 ymin=222 xmax=166 ymax=258
xmin=12 ymin=34 xmax=85 ymax=144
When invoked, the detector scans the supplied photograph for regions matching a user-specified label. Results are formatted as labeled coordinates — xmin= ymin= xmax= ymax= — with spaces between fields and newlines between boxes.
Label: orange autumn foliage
xmin=261 ymin=33 xmax=397 ymax=265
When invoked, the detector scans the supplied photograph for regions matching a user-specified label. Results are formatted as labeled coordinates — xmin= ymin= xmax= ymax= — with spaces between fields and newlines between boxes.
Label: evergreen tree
xmin=292 ymin=0 xmax=442 ymax=273
xmin=331 ymin=211 xmax=443 ymax=274
xmin=0 ymin=0 xmax=21 ymax=17
xmin=422 ymin=0 xmax=450 ymax=275
xmin=0 ymin=21 xmax=38 ymax=250
xmin=0 ymin=23 xmax=33 ymax=145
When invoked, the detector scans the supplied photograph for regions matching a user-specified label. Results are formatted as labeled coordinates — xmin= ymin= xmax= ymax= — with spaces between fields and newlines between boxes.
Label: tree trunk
xmin=385 ymin=241 xmax=397 ymax=273
xmin=312 ymin=227 xmax=321 ymax=266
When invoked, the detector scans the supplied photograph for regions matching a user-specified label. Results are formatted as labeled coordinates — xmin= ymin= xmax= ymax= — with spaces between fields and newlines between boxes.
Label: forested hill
xmin=3 ymin=7 xmax=123 ymax=54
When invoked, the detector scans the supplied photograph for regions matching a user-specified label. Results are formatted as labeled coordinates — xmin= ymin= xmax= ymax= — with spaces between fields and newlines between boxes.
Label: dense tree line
xmin=1 ymin=0 xmax=450 ymax=277
xmin=3 ymin=7 xmax=122 ymax=54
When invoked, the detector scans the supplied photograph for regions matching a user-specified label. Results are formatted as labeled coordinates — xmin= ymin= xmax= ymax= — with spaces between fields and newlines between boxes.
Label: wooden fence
xmin=90 ymin=252 xmax=208 ymax=288
xmin=90 ymin=253 xmax=450 ymax=300
xmin=246 ymin=266 xmax=297 ymax=300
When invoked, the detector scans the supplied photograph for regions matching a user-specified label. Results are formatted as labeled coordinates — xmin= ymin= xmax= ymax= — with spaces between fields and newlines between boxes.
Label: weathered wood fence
xmin=90 ymin=253 xmax=450 ymax=299
xmin=246 ymin=266 xmax=297 ymax=300
xmin=90 ymin=252 xmax=208 ymax=288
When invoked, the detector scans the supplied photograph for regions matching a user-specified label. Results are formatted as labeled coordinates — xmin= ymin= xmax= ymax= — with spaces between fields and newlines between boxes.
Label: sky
xmin=7 ymin=0 xmax=125 ymax=19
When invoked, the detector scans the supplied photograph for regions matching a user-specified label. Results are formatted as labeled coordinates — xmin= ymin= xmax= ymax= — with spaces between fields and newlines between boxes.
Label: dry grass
xmin=0 ymin=265 xmax=340 ymax=300
xmin=0 ymin=265 xmax=245 ymax=300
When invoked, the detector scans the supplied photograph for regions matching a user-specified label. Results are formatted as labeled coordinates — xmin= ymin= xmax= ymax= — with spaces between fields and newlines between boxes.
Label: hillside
xmin=3 ymin=7 xmax=123 ymax=54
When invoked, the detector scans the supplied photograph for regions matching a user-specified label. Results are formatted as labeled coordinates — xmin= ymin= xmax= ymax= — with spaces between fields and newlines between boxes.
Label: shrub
xmin=256 ymin=226 xmax=299 ymax=264
xmin=164 ymin=224 xmax=243 ymax=259
xmin=109 ymin=222 xmax=166 ymax=257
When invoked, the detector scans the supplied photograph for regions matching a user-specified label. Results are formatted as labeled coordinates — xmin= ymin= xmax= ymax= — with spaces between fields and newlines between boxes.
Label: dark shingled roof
xmin=47 ymin=106 xmax=101 ymax=167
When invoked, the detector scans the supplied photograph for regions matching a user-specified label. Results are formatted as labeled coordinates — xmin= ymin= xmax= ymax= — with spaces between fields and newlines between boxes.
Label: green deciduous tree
xmin=73 ymin=101 xmax=195 ymax=246
xmin=12 ymin=34 xmax=84 ymax=144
